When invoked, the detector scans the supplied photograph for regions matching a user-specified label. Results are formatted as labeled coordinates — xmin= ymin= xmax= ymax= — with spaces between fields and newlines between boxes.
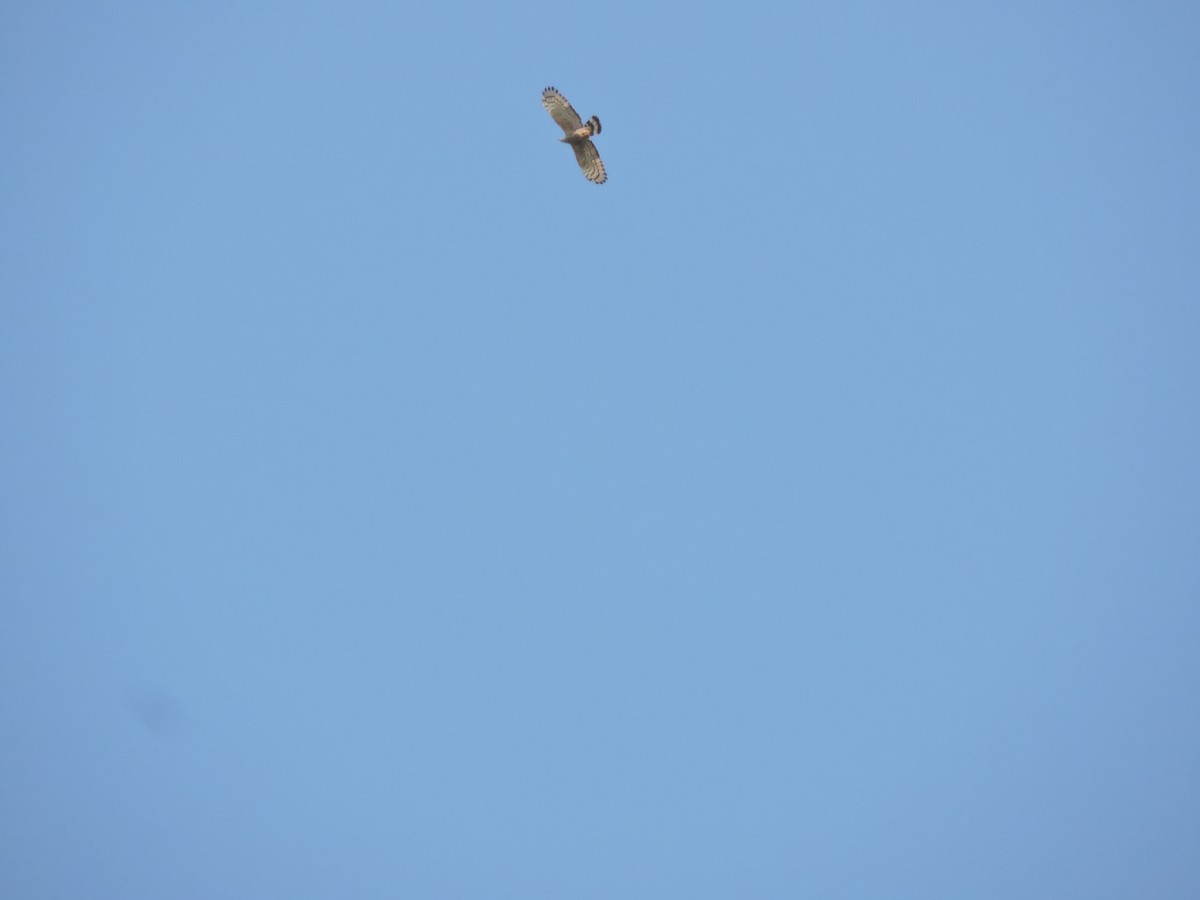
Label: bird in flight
xmin=542 ymin=86 xmax=606 ymax=184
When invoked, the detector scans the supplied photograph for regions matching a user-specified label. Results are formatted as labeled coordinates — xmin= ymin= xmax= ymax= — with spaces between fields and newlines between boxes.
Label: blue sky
xmin=3 ymin=1 xmax=1199 ymax=896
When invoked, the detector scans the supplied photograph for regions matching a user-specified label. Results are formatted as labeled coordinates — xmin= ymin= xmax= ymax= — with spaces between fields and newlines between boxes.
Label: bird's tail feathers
xmin=586 ymin=116 xmax=601 ymax=136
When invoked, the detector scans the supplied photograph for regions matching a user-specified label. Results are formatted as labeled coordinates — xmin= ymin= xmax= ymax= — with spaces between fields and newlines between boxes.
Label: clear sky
xmin=3 ymin=1 xmax=1199 ymax=897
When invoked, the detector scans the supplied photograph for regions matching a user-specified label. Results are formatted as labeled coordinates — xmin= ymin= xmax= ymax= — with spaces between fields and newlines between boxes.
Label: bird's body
xmin=542 ymin=86 xmax=606 ymax=184
xmin=562 ymin=125 xmax=597 ymax=144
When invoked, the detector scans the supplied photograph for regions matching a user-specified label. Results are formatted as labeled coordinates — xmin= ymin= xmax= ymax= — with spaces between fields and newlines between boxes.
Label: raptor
xmin=542 ymin=86 xmax=606 ymax=184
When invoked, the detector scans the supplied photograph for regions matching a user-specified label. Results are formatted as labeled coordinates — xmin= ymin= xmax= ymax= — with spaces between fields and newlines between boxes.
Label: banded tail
xmin=585 ymin=115 xmax=601 ymax=136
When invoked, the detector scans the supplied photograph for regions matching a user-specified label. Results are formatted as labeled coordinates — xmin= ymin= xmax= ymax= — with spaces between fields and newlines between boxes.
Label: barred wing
xmin=572 ymin=139 xmax=607 ymax=184
xmin=542 ymin=86 xmax=583 ymax=135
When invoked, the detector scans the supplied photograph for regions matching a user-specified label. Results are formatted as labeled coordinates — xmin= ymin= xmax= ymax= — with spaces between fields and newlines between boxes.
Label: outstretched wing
xmin=542 ymin=86 xmax=583 ymax=136
xmin=572 ymin=139 xmax=607 ymax=184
